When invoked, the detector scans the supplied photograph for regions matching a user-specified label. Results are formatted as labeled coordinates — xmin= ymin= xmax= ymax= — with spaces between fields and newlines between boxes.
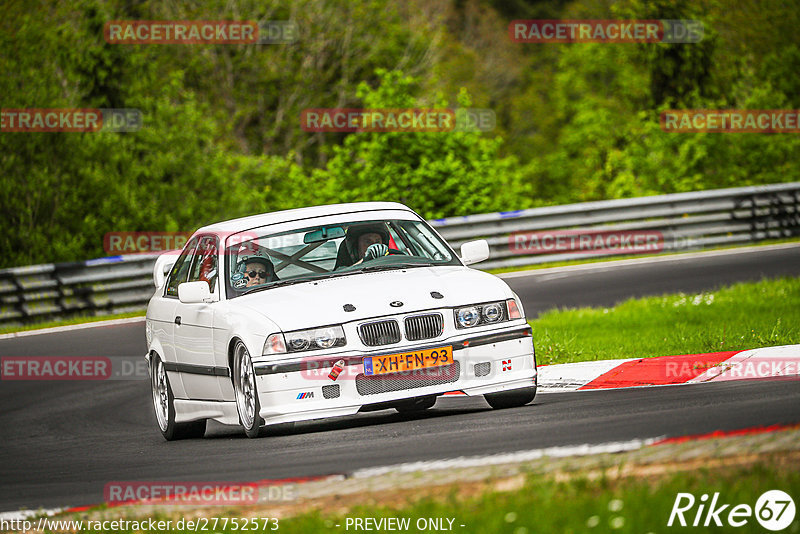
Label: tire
xmin=395 ymin=395 xmax=437 ymax=414
xmin=484 ymin=386 xmax=537 ymax=410
xmin=150 ymin=354 xmax=206 ymax=440
xmin=233 ymin=340 xmax=263 ymax=438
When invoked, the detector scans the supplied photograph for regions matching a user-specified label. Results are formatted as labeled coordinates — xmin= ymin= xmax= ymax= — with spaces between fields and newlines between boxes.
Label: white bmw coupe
xmin=145 ymin=202 xmax=537 ymax=439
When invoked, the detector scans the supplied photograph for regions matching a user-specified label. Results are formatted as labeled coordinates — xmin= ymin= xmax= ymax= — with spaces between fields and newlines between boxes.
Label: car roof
xmin=195 ymin=201 xmax=416 ymax=235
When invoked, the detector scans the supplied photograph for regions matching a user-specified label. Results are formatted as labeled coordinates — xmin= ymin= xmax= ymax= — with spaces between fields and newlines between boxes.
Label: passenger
xmin=231 ymin=252 xmax=278 ymax=289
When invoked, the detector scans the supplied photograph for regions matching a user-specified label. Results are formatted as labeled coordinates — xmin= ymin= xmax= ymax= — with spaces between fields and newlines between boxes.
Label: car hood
xmin=234 ymin=266 xmax=513 ymax=331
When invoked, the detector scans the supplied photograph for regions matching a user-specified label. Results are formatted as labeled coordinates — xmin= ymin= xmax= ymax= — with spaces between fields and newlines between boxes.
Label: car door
xmin=152 ymin=237 xmax=198 ymax=399
xmin=173 ymin=234 xmax=225 ymax=400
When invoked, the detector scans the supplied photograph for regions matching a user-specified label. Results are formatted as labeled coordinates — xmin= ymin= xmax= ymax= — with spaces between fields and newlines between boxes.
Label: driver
xmin=334 ymin=223 xmax=401 ymax=269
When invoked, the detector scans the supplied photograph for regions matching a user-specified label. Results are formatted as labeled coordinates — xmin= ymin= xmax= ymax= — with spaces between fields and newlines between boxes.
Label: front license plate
xmin=363 ymin=346 xmax=453 ymax=376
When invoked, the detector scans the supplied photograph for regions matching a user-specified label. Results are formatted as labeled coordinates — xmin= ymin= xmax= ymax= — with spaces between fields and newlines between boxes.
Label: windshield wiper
xmin=353 ymin=262 xmax=434 ymax=273
xmin=241 ymin=275 xmax=324 ymax=295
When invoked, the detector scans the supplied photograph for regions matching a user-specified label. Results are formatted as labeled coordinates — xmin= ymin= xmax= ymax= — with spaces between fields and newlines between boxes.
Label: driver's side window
xmin=188 ymin=236 xmax=219 ymax=293
xmin=165 ymin=238 xmax=198 ymax=298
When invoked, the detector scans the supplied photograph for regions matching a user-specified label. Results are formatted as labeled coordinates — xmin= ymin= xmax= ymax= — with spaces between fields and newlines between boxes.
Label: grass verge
xmin=45 ymin=451 xmax=800 ymax=534
xmin=280 ymin=455 xmax=800 ymax=534
xmin=530 ymin=276 xmax=800 ymax=365
xmin=0 ymin=311 xmax=144 ymax=336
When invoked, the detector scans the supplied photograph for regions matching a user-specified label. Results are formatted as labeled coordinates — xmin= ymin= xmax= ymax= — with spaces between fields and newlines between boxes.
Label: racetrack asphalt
xmin=1 ymin=244 xmax=799 ymax=511
xmin=505 ymin=243 xmax=800 ymax=317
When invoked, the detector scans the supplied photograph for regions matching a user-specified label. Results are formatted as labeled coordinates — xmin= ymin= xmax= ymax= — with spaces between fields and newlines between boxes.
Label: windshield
xmin=224 ymin=218 xmax=459 ymax=298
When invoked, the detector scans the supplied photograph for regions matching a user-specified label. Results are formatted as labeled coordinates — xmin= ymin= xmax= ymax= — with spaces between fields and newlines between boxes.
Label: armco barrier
xmin=431 ymin=182 xmax=800 ymax=269
xmin=1 ymin=183 xmax=798 ymax=327
xmin=0 ymin=255 xmax=159 ymax=327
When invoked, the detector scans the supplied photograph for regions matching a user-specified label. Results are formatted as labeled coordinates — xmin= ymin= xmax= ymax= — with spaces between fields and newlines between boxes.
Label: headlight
xmin=284 ymin=325 xmax=346 ymax=352
xmin=455 ymin=300 xmax=517 ymax=328
xmin=286 ymin=331 xmax=311 ymax=351
xmin=456 ymin=306 xmax=480 ymax=328
xmin=482 ymin=303 xmax=503 ymax=323
xmin=314 ymin=327 xmax=339 ymax=349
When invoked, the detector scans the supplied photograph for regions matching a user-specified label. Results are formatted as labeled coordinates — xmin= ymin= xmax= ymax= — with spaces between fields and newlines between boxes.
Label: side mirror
xmin=178 ymin=281 xmax=218 ymax=304
xmin=460 ymin=240 xmax=490 ymax=265
xmin=153 ymin=252 xmax=177 ymax=288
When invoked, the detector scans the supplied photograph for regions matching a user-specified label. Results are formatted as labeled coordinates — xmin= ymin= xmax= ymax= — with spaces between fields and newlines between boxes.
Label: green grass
xmin=57 ymin=455 xmax=800 ymax=534
xmin=0 ymin=311 xmax=144 ymax=335
xmin=531 ymin=276 xmax=800 ymax=365
xmin=280 ymin=460 xmax=800 ymax=534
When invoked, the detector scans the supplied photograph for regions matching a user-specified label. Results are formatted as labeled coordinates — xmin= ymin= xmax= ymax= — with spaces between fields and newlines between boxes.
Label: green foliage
xmin=1 ymin=0 xmax=799 ymax=267
xmin=527 ymin=0 xmax=800 ymax=202
xmin=316 ymin=70 xmax=531 ymax=219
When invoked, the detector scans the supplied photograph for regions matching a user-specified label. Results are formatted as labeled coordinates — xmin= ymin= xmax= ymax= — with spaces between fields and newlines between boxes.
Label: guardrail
xmin=431 ymin=182 xmax=800 ymax=270
xmin=0 ymin=255 xmax=160 ymax=328
xmin=1 ymin=182 xmax=798 ymax=327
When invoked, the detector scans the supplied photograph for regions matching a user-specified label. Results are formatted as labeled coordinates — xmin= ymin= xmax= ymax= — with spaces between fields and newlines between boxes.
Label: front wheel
xmin=484 ymin=386 xmax=536 ymax=409
xmin=150 ymin=354 xmax=206 ymax=440
xmin=233 ymin=341 xmax=263 ymax=438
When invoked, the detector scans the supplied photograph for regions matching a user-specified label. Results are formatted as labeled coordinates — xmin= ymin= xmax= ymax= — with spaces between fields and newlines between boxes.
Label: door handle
xmin=174 ymin=316 xmax=181 ymax=325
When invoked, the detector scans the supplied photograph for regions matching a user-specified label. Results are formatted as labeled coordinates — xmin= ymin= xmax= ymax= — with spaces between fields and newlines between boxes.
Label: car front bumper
xmin=251 ymin=325 xmax=536 ymax=425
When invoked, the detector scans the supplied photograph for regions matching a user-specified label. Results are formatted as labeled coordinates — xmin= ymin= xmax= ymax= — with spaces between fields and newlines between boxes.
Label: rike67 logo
xmin=668 ymin=490 xmax=796 ymax=531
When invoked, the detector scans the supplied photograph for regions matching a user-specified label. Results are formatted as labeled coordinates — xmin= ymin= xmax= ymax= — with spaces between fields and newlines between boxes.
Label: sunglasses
xmin=246 ymin=270 xmax=268 ymax=279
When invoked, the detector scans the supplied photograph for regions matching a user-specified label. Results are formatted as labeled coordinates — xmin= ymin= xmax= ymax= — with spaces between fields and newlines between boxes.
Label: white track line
xmin=352 ymin=437 xmax=662 ymax=478
xmin=537 ymin=345 xmax=800 ymax=392
xmin=0 ymin=316 xmax=145 ymax=340
xmin=3 ymin=439 xmax=656 ymax=519
xmin=537 ymin=359 xmax=637 ymax=392
xmin=498 ymin=242 xmax=800 ymax=279
xmin=0 ymin=508 xmax=64 ymax=521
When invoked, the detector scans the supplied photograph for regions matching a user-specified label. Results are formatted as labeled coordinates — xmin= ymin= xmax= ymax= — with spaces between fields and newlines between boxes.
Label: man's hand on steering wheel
xmin=362 ymin=243 xmax=389 ymax=261
xmin=362 ymin=243 xmax=405 ymax=262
